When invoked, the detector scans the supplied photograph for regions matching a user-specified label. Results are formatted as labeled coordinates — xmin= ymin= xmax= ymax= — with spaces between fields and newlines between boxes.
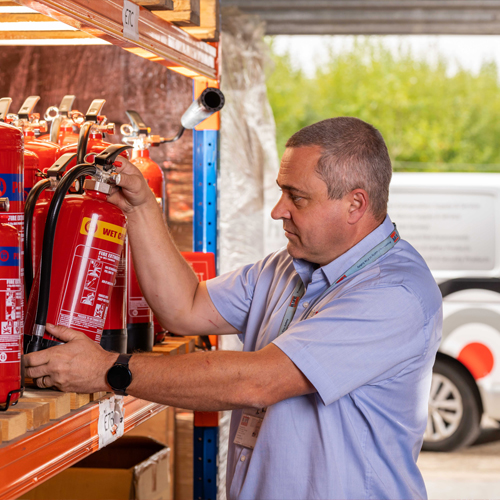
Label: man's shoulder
xmin=376 ymin=238 xmax=442 ymax=319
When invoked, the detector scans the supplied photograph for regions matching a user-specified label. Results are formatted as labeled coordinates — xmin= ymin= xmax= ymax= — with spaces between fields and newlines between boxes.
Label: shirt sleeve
xmin=272 ymin=284 xmax=429 ymax=406
xmin=205 ymin=256 xmax=270 ymax=333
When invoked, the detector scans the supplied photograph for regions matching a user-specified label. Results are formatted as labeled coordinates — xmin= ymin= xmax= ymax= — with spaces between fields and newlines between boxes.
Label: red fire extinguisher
xmin=0 ymin=199 xmax=23 ymax=410
xmin=40 ymin=95 xmax=82 ymax=146
xmin=25 ymin=145 xmax=131 ymax=353
xmin=0 ymin=116 xmax=24 ymax=409
xmin=24 ymin=153 xmax=77 ymax=301
xmin=0 ymin=97 xmax=41 ymax=202
xmin=13 ymin=96 xmax=60 ymax=194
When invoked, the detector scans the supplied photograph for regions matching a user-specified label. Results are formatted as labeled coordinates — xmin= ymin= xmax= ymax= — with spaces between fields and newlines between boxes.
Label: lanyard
xmin=277 ymin=224 xmax=400 ymax=337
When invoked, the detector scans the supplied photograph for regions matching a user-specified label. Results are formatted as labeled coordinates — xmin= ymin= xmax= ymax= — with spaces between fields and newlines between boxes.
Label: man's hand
xmin=24 ymin=324 xmax=118 ymax=393
xmin=107 ymin=157 xmax=158 ymax=215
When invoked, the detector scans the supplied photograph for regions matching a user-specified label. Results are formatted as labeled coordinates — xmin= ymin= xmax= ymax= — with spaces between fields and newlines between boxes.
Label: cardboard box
xmin=22 ymin=437 xmax=171 ymax=500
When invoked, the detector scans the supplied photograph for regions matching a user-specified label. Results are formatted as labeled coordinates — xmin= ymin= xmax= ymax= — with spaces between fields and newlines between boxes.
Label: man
xmin=25 ymin=117 xmax=442 ymax=500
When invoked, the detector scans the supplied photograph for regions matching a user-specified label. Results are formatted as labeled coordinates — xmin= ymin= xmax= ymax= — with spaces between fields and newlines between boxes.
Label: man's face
xmin=271 ymin=146 xmax=352 ymax=266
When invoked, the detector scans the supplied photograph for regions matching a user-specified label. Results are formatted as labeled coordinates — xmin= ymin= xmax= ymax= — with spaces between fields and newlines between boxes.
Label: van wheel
xmin=422 ymin=357 xmax=481 ymax=452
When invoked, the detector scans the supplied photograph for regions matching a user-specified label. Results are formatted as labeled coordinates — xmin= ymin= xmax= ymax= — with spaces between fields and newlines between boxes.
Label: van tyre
xmin=422 ymin=357 xmax=481 ymax=452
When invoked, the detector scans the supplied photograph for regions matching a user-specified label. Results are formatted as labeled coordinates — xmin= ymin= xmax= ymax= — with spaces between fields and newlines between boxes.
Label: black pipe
xmin=27 ymin=163 xmax=97 ymax=353
xmin=24 ymin=179 xmax=50 ymax=298
xmin=160 ymin=126 xmax=185 ymax=144
xmin=77 ymin=121 xmax=93 ymax=165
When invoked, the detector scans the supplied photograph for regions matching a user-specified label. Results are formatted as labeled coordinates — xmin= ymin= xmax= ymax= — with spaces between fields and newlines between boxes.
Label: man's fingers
xmin=113 ymin=170 xmax=146 ymax=194
xmin=45 ymin=323 xmax=86 ymax=343
xmin=24 ymin=349 xmax=50 ymax=367
xmin=26 ymin=364 xmax=49 ymax=380
xmin=35 ymin=375 xmax=52 ymax=389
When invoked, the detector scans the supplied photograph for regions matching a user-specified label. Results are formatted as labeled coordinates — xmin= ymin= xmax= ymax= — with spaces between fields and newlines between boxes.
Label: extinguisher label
xmin=0 ymin=247 xmax=20 ymax=266
xmin=58 ymin=245 xmax=121 ymax=341
xmin=0 ymin=173 xmax=23 ymax=201
xmin=80 ymin=217 xmax=126 ymax=246
xmin=0 ymin=278 xmax=22 ymax=364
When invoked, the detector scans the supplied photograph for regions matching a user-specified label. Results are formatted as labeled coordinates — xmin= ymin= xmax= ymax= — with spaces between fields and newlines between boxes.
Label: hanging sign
xmin=122 ymin=0 xmax=140 ymax=42
xmin=98 ymin=395 xmax=125 ymax=449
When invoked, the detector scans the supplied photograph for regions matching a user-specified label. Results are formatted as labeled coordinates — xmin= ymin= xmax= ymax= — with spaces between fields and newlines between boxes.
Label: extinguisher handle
xmin=94 ymin=144 xmax=132 ymax=170
xmin=0 ymin=97 xmax=12 ymax=121
xmin=18 ymin=96 xmax=40 ymax=119
xmin=47 ymin=152 xmax=78 ymax=179
xmin=125 ymin=110 xmax=149 ymax=135
xmin=58 ymin=95 xmax=76 ymax=116
xmin=85 ymin=99 xmax=106 ymax=121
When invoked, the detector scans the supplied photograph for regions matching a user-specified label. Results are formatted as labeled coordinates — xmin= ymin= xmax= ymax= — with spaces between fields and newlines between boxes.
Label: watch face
xmin=107 ymin=364 xmax=132 ymax=390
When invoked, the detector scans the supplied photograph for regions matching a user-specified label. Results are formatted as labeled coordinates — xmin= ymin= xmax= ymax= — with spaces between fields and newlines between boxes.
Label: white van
xmin=389 ymin=173 xmax=500 ymax=451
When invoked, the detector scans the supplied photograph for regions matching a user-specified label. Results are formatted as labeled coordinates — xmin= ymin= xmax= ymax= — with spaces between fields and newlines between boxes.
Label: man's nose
xmin=271 ymin=195 xmax=291 ymax=220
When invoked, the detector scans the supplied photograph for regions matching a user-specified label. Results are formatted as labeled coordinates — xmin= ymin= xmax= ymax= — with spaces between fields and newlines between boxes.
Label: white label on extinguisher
xmin=0 ymin=278 xmax=22 ymax=364
xmin=98 ymin=395 xmax=125 ymax=449
xmin=58 ymin=245 xmax=121 ymax=342
xmin=122 ymin=0 xmax=140 ymax=42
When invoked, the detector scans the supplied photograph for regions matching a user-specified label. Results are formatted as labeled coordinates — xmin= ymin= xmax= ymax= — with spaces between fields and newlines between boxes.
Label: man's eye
xmin=291 ymin=195 xmax=303 ymax=203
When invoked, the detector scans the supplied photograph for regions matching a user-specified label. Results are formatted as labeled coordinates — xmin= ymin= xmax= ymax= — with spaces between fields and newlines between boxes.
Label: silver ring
xmin=42 ymin=375 xmax=49 ymax=388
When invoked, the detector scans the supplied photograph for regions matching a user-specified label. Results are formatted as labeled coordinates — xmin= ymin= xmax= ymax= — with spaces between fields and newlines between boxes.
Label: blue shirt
xmin=206 ymin=215 xmax=442 ymax=500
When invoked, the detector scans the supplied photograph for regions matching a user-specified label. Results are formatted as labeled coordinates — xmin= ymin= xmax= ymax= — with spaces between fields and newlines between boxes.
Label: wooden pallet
xmin=0 ymin=388 xmax=108 ymax=444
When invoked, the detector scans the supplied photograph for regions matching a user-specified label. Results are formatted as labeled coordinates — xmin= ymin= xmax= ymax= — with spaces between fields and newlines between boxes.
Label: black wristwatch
xmin=106 ymin=353 xmax=133 ymax=396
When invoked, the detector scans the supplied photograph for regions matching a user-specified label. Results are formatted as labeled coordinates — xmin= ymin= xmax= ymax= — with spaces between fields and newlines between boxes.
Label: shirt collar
xmin=292 ymin=215 xmax=395 ymax=287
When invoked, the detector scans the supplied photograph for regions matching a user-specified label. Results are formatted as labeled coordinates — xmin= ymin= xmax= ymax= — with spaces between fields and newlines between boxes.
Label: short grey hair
xmin=286 ymin=117 xmax=392 ymax=221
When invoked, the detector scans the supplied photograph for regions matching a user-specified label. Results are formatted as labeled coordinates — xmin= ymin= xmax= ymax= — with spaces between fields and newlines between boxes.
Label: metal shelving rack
xmin=0 ymin=396 xmax=165 ymax=500
xmin=0 ymin=1 xmax=221 ymax=499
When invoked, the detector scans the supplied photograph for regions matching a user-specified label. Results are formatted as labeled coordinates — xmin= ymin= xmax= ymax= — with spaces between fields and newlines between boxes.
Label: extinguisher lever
xmin=125 ymin=110 xmax=149 ymax=135
xmin=18 ymin=95 xmax=41 ymax=120
xmin=47 ymin=153 xmax=78 ymax=179
xmin=85 ymin=99 xmax=106 ymax=122
xmin=58 ymin=95 xmax=76 ymax=116
xmin=94 ymin=144 xmax=132 ymax=171
xmin=0 ymin=97 xmax=12 ymax=121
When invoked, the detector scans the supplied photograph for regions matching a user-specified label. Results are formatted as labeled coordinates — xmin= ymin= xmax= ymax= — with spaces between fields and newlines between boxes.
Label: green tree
xmin=267 ymin=38 xmax=500 ymax=171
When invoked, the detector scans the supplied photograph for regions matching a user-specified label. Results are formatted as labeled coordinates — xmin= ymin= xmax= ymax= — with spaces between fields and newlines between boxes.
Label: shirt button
xmin=303 ymin=302 xmax=309 ymax=308
xmin=240 ymin=455 xmax=246 ymax=462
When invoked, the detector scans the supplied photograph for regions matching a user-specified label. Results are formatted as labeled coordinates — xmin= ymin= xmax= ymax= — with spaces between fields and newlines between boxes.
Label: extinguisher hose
xmin=28 ymin=163 xmax=97 ymax=353
xmin=24 ymin=178 xmax=51 ymax=298
xmin=77 ymin=121 xmax=93 ymax=165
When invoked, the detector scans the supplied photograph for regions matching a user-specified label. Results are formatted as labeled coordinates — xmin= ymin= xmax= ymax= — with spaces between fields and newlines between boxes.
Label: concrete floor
xmin=418 ymin=418 xmax=500 ymax=499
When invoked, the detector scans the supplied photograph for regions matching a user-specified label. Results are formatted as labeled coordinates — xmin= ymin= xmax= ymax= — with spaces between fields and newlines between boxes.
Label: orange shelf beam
xmin=0 ymin=396 xmax=166 ymax=500
xmin=15 ymin=0 xmax=219 ymax=80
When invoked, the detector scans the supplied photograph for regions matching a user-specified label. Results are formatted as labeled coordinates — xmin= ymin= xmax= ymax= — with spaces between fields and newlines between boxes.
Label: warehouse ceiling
xmin=220 ymin=0 xmax=500 ymax=35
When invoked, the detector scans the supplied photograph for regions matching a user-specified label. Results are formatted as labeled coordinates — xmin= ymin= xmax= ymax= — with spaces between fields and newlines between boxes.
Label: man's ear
xmin=346 ymin=189 xmax=369 ymax=224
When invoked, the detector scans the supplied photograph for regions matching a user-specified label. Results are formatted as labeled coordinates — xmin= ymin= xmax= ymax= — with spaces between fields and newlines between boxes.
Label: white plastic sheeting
xmin=217 ymin=7 xmax=286 ymax=500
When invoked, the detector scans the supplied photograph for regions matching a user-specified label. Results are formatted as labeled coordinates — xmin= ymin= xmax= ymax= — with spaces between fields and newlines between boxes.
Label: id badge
xmin=233 ymin=408 xmax=266 ymax=450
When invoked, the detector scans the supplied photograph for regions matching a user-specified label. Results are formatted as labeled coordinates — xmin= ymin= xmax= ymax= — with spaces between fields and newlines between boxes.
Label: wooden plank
xmin=0 ymin=31 xmax=100 ymax=40
xmin=153 ymin=0 xmax=200 ymax=26
xmin=152 ymin=344 xmax=179 ymax=356
xmin=133 ymin=0 xmax=174 ymax=10
xmin=183 ymin=0 xmax=219 ymax=40
xmin=21 ymin=390 xmax=71 ymax=419
xmin=0 ymin=12 xmax=55 ymax=21
xmin=89 ymin=391 xmax=107 ymax=401
xmin=161 ymin=336 xmax=195 ymax=353
xmin=70 ymin=393 xmax=90 ymax=410
xmin=0 ymin=411 xmax=27 ymax=441
xmin=10 ymin=401 xmax=50 ymax=431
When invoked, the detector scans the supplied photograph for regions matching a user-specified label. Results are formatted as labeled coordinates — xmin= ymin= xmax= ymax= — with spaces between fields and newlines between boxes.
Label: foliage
xmin=266 ymin=38 xmax=500 ymax=171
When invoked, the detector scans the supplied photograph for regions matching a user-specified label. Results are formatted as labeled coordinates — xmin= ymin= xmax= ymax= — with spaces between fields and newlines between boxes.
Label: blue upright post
xmin=192 ymin=81 xmax=220 ymax=500
xmin=193 ymin=129 xmax=218 ymax=264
